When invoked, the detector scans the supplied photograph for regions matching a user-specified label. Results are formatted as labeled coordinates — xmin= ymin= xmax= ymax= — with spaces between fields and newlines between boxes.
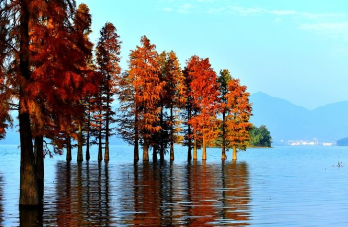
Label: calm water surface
xmin=1 ymin=145 xmax=348 ymax=226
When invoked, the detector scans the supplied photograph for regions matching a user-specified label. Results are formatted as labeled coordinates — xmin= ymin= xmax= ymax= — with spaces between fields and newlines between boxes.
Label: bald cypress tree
xmin=95 ymin=22 xmax=121 ymax=162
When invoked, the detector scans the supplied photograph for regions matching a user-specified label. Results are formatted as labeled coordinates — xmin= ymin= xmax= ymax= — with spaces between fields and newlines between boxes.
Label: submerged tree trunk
xmin=19 ymin=110 xmax=39 ymax=206
xmin=98 ymin=125 xmax=103 ymax=162
xmin=160 ymin=106 xmax=165 ymax=162
xmin=77 ymin=123 xmax=83 ymax=162
xmin=134 ymin=110 xmax=139 ymax=162
xmin=35 ymin=136 xmax=44 ymax=203
xmin=170 ymin=106 xmax=174 ymax=161
xmin=221 ymin=111 xmax=227 ymax=160
xmin=86 ymin=107 xmax=91 ymax=161
xmin=19 ymin=0 xmax=39 ymax=206
xmin=143 ymin=140 xmax=149 ymax=161
xmin=193 ymin=134 xmax=197 ymax=160
xmin=232 ymin=145 xmax=237 ymax=160
xmin=153 ymin=146 xmax=157 ymax=163
xmin=202 ymin=133 xmax=206 ymax=160
xmin=105 ymin=91 xmax=110 ymax=162
xmin=187 ymin=124 xmax=192 ymax=161
xmin=66 ymin=136 xmax=72 ymax=162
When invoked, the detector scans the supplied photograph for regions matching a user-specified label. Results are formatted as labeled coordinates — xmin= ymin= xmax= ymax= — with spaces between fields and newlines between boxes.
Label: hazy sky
xmin=76 ymin=0 xmax=348 ymax=110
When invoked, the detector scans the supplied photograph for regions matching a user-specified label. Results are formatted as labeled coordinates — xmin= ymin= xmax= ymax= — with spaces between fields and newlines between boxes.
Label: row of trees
xmin=0 ymin=0 xmax=252 ymax=206
xmin=117 ymin=38 xmax=253 ymax=163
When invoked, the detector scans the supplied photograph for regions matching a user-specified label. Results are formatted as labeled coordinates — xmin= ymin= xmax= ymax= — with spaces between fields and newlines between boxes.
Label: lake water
xmin=1 ymin=145 xmax=348 ymax=226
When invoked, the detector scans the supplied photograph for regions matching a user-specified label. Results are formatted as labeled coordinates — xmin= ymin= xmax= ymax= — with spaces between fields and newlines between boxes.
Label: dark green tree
xmin=249 ymin=125 xmax=272 ymax=147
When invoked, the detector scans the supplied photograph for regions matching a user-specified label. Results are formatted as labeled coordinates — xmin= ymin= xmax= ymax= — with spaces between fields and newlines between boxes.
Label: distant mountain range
xmin=250 ymin=92 xmax=348 ymax=145
xmin=2 ymin=92 xmax=348 ymax=146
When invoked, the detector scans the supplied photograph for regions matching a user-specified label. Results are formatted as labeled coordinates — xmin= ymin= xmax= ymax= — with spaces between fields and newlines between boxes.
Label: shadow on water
xmin=118 ymin=160 xmax=251 ymax=226
xmin=52 ymin=161 xmax=111 ymax=226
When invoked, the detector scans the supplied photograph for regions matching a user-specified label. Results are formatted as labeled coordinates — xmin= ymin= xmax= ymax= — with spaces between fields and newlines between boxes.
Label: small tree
xmin=225 ymin=78 xmax=252 ymax=160
xmin=249 ymin=125 xmax=272 ymax=147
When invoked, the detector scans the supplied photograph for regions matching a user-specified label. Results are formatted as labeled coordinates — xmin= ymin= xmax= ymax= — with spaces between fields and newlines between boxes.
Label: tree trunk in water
xmin=104 ymin=142 xmax=109 ymax=162
xmin=202 ymin=133 xmax=207 ymax=160
xmin=19 ymin=0 xmax=39 ymax=206
xmin=143 ymin=140 xmax=149 ymax=161
xmin=170 ymin=106 xmax=174 ymax=161
xmin=86 ymin=109 xmax=91 ymax=161
xmin=187 ymin=123 xmax=192 ymax=161
xmin=98 ymin=127 xmax=102 ymax=162
xmin=160 ymin=144 xmax=164 ymax=162
xmin=19 ymin=111 xmax=39 ymax=206
xmin=193 ymin=135 xmax=197 ymax=160
xmin=187 ymin=145 xmax=192 ymax=162
xmin=232 ymin=145 xmax=237 ymax=160
xmin=134 ymin=110 xmax=139 ymax=162
xmin=105 ymin=92 xmax=110 ymax=162
xmin=160 ymin=106 xmax=165 ymax=162
xmin=35 ymin=136 xmax=44 ymax=203
xmin=134 ymin=139 xmax=139 ymax=163
xmin=77 ymin=123 xmax=83 ymax=162
xmin=153 ymin=146 xmax=157 ymax=163
xmin=66 ymin=136 xmax=72 ymax=162
xmin=222 ymin=111 xmax=226 ymax=160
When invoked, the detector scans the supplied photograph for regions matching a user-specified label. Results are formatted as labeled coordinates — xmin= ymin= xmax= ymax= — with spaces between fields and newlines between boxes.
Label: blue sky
xmin=77 ymin=0 xmax=348 ymax=110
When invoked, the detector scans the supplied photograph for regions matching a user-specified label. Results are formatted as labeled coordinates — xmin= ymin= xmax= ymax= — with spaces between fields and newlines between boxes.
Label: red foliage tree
xmin=185 ymin=56 xmax=221 ymax=160
xmin=1 ymin=0 xmax=96 ymax=206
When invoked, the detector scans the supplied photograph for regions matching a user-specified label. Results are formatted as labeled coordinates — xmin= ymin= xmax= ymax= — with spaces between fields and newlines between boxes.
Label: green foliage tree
xmin=249 ymin=125 xmax=272 ymax=147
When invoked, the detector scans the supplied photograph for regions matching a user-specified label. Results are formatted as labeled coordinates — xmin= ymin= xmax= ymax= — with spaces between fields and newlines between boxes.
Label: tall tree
xmin=117 ymin=71 xmax=138 ymax=161
xmin=158 ymin=51 xmax=185 ymax=161
xmin=225 ymin=78 xmax=252 ymax=160
xmin=18 ymin=0 xmax=40 ymax=206
xmin=95 ymin=22 xmax=121 ymax=162
xmin=128 ymin=36 xmax=163 ymax=161
xmin=185 ymin=56 xmax=221 ymax=160
xmin=182 ymin=66 xmax=195 ymax=161
xmin=2 ymin=0 xmax=97 ymax=205
xmin=218 ymin=69 xmax=232 ymax=160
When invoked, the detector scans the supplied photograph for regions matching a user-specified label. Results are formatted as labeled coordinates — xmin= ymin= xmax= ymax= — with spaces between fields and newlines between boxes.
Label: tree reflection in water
xmin=54 ymin=161 xmax=111 ymax=226
xmin=119 ymin=161 xmax=250 ymax=226
xmin=14 ymin=160 xmax=249 ymax=225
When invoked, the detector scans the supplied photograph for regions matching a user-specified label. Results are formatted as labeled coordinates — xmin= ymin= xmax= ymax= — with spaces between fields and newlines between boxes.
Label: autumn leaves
xmin=122 ymin=37 xmax=252 ymax=162
xmin=1 ymin=0 xmax=252 ymax=206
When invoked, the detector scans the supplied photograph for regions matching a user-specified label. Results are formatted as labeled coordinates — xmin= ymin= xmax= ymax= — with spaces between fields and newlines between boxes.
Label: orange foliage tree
xmin=225 ymin=78 xmax=252 ymax=160
xmin=128 ymin=36 xmax=164 ymax=161
xmin=158 ymin=51 xmax=185 ymax=161
xmin=185 ymin=56 xmax=221 ymax=160
xmin=94 ymin=22 xmax=121 ymax=162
